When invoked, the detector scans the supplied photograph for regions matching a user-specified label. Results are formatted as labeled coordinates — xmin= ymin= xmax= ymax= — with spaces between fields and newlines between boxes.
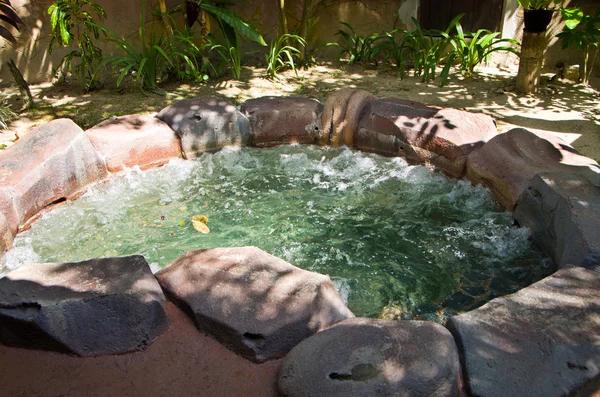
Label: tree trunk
xmin=7 ymin=59 xmax=34 ymax=110
xmin=516 ymin=31 xmax=546 ymax=94
xmin=277 ymin=0 xmax=288 ymax=39
xmin=299 ymin=0 xmax=312 ymax=60
xmin=158 ymin=0 xmax=173 ymax=37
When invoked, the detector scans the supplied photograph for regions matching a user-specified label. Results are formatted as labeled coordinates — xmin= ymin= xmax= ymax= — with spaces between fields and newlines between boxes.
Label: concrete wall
xmin=0 ymin=0 xmax=596 ymax=84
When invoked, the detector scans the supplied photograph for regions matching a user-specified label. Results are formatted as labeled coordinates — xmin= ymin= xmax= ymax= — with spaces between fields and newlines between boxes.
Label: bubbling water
xmin=2 ymin=146 xmax=551 ymax=319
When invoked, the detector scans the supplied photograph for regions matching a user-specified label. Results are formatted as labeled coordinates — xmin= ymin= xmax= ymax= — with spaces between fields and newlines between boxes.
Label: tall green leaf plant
xmin=48 ymin=0 xmax=106 ymax=91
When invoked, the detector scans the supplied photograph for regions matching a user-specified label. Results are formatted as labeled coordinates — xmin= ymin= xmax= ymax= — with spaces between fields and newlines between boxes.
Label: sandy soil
xmin=1 ymin=63 xmax=599 ymax=162
xmin=0 ymin=301 xmax=282 ymax=397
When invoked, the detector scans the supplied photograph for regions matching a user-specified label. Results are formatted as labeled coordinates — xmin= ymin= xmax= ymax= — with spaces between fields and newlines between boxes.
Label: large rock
xmin=357 ymin=98 xmax=496 ymax=178
xmin=446 ymin=267 xmax=600 ymax=397
xmin=155 ymin=247 xmax=353 ymax=363
xmin=514 ymin=172 xmax=600 ymax=269
xmin=467 ymin=128 xmax=600 ymax=210
xmin=0 ymin=119 xmax=107 ymax=233
xmin=0 ymin=255 xmax=169 ymax=357
xmin=240 ymin=96 xmax=323 ymax=147
xmin=156 ymin=98 xmax=250 ymax=159
xmin=0 ymin=211 xmax=13 ymax=262
xmin=86 ymin=114 xmax=182 ymax=172
xmin=278 ymin=317 xmax=462 ymax=397
xmin=320 ymin=89 xmax=377 ymax=147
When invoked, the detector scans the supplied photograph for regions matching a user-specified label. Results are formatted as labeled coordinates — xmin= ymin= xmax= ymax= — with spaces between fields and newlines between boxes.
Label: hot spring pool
xmin=1 ymin=145 xmax=551 ymax=318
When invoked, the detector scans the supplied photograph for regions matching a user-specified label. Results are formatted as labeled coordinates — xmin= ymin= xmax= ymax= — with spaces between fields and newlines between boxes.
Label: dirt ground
xmin=0 ymin=301 xmax=282 ymax=397
xmin=1 ymin=63 xmax=600 ymax=161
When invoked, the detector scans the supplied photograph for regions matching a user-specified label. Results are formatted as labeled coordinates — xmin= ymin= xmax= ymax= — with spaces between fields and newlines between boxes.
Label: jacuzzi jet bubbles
xmin=1 ymin=146 xmax=550 ymax=319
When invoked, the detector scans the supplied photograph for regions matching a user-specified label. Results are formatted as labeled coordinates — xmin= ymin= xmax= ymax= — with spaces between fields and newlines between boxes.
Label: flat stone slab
xmin=155 ymin=247 xmax=353 ymax=363
xmin=515 ymin=172 xmax=600 ymax=269
xmin=446 ymin=267 xmax=600 ymax=397
xmin=0 ymin=119 xmax=107 ymax=234
xmin=156 ymin=98 xmax=250 ymax=159
xmin=240 ymin=96 xmax=323 ymax=146
xmin=278 ymin=317 xmax=462 ymax=397
xmin=467 ymin=128 xmax=600 ymax=210
xmin=357 ymin=98 xmax=496 ymax=178
xmin=86 ymin=114 xmax=182 ymax=172
xmin=0 ymin=256 xmax=169 ymax=357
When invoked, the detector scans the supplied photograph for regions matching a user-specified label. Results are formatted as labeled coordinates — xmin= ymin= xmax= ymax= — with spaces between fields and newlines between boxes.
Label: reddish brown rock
xmin=0 ymin=211 xmax=13 ymax=259
xmin=357 ymin=98 xmax=497 ymax=178
xmin=321 ymin=89 xmax=376 ymax=147
xmin=0 ymin=189 xmax=18 ymax=236
xmin=467 ymin=128 xmax=600 ymax=210
xmin=278 ymin=317 xmax=462 ymax=397
xmin=0 ymin=256 xmax=169 ymax=357
xmin=514 ymin=172 xmax=600 ymax=269
xmin=155 ymin=247 xmax=354 ymax=363
xmin=156 ymin=98 xmax=250 ymax=159
xmin=0 ymin=119 xmax=107 ymax=231
xmin=240 ymin=96 xmax=323 ymax=147
xmin=86 ymin=114 xmax=182 ymax=172
xmin=447 ymin=267 xmax=600 ymax=397
xmin=341 ymin=90 xmax=377 ymax=147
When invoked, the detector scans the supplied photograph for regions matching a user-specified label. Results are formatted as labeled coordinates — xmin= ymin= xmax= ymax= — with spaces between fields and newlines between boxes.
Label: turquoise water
xmin=2 ymin=146 xmax=551 ymax=318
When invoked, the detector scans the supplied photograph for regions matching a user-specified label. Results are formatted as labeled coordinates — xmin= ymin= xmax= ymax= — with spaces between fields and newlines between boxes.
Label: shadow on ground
xmin=1 ymin=63 xmax=599 ymax=160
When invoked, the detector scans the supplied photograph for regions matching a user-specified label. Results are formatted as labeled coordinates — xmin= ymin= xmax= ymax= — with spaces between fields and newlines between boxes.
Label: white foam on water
xmin=1 ymin=238 xmax=39 ymax=276
xmin=331 ymin=276 xmax=351 ymax=305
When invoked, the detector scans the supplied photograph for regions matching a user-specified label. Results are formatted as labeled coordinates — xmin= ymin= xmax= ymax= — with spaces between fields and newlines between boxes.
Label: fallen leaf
xmin=192 ymin=215 xmax=210 ymax=234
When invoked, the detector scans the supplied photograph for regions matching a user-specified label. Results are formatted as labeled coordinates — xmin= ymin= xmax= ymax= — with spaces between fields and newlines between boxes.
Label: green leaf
xmin=201 ymin=3 xmax=266 ymax=46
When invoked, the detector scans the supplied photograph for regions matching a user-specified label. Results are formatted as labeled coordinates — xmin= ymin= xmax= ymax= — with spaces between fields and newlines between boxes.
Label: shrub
xmin=48 ymin=0 xmax=107 ymax=91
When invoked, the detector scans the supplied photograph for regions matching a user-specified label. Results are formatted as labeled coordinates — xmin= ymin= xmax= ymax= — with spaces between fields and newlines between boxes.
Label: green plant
xmin=331 ymin=22 xmax=383 ymax=65
xmin=48 ymin=0 xmax=107 ymax=91
xmin=186 ymin=1 xmax=266 ymax=45
xmin=265 ymin=33 xmax=306 ymax=80
xmin=169 ymin=26 xmax=212 ymax=82
xmin=101 ymin=3 xmax=208 ymax=93
xmin=517 ymin=0 xmax=561 ymax=10
xmin=0 ymin=93 xmax=16 ymax=129
xmin=447 ymin=14 xmax=521 ymax=79
xmin=0 ymin=0 xmax=24 ymax=44
xmin=206 ymin=32 xmax=243 ymax=79
xmin=399 ymin=17 xmax=454 ymax=84
xmin=557 ymin=7 xmax=600 ymax=84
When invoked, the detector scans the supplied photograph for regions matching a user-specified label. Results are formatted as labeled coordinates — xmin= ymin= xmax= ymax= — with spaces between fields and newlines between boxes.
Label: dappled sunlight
xmin=2 ymin=63 xmax=599 ymax=159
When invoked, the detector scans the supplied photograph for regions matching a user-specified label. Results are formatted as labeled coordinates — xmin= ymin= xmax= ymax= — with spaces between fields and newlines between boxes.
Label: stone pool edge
xmin=0 ymin=91 xmax=598 ymax=396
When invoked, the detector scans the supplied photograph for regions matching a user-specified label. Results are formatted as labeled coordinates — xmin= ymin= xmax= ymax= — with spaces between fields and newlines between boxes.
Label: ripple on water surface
xmin=2 ymin=146 xmax=552 ymax=318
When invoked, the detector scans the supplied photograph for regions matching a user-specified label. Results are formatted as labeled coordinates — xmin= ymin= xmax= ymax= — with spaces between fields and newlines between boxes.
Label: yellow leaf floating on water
xmin=192 ymin=215 xmax=210 ymax=234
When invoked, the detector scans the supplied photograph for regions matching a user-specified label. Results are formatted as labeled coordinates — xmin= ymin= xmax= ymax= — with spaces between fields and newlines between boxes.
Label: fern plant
xmin=48 ymin=0 xmax=107 ymax=91
xmin=265 ymin=34 xmax=306 ymax=80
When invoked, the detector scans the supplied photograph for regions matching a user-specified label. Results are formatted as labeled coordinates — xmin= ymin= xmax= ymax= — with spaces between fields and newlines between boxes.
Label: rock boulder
xmin=278 ymin=317 xmax=462 ymax=397
xmin=357 ymin=98 xmax=496 ymax=178
xmin=0 ymin=119 xmax=107 ymax=233
xmin=320 ymin=89 xmax=376 ymax=147
xmin=240 ymin=96 xmax=323 ymax=146
xmin=156 ymin=98 xmax=250 ymax=158
xmin=446 ymin=267 xmax=600 ymax=397
xmin=466 ymin=128 xmax=600 ymax=210
xmin=0 ymin=255 xmax=169 ymax=356
xmin=86 ymin=114 xmax=182 ymax=172
xmin=155 ymin=247 xmax=353 ymax=363
xmin=514 ymin=172 xmax=600 ymax=269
